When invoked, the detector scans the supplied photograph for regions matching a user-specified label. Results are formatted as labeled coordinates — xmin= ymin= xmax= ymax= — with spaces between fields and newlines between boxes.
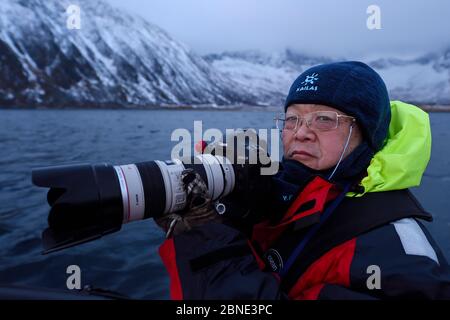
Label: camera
xmin=32 ymin=130 xmax=275 ymax=254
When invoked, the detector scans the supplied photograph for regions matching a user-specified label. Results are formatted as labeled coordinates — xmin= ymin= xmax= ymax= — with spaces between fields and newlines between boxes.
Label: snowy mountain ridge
xmin=0 ymin=0 xmax=449 ymax=108
xmin=0 ymin=0 xmax=256 ymax=107
xmin=206 ymin=49 xmax=450 ymax=106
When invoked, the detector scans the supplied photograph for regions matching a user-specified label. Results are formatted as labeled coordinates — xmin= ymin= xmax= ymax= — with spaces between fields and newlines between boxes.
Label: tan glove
xmin=154 ymin=168 xmax=223 ymax=238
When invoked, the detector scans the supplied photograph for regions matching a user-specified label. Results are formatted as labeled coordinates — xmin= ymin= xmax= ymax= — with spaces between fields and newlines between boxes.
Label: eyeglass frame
xmin=274 ymin=111 xmax=356 ymax=132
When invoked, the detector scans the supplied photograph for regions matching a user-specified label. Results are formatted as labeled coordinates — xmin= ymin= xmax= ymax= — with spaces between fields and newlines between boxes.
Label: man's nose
xmin=293 ymin=120 xmax=314 ymax=140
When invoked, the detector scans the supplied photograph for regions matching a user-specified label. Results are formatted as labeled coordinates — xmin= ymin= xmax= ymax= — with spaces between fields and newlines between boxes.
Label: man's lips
xmin=291 ymin=150 xmax=315 ymax=158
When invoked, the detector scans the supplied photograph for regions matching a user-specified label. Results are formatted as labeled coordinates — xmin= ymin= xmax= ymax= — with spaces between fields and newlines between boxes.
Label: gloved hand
xmin=154 ymin=168 xmax=223 ymax=238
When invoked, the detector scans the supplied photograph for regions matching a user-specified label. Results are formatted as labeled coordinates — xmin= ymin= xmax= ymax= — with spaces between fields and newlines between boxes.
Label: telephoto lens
xmin=32 ymin=130 xmax=273 ymax=253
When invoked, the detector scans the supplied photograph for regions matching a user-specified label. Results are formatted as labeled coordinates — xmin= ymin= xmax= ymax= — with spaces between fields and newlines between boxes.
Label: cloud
xmin=105 ymin=0 xmax=450 ymax=57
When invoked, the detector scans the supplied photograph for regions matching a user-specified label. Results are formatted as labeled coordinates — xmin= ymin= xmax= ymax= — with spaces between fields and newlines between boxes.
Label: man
xmin=157 ymin=61 xmax=450 ymax=299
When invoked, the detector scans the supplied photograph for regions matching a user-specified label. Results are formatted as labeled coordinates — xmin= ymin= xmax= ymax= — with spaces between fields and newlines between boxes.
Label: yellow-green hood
xmin=351 ymin=100 xmax=431 ymax=196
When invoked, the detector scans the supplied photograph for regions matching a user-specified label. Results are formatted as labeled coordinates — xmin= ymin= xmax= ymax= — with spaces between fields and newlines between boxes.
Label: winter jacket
xmin=159 ymin=101 xmax=450 ymax=300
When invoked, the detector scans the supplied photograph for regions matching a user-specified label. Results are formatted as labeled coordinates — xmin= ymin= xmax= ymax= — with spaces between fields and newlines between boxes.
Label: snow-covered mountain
xmin=206 ymin=49 xmax=450 ymax=106
xmin=204 ymin=50 xmax=333 ymax=106
xmin=1 ymin=0 xmax=449 ymax=108
xmin=0 ymin=0 xmax=256 ymax=108
xmin=369 ymin=54 xmax=450 ymax=105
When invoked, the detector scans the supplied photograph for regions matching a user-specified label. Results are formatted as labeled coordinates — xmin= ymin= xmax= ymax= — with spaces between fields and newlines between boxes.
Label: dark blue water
xmin=0 ymin=109 xmax=449 ymax=299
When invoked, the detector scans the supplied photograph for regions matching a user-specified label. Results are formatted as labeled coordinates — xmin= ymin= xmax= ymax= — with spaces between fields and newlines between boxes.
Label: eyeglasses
xmin=275 ymin=111 xmax=355 ymax=132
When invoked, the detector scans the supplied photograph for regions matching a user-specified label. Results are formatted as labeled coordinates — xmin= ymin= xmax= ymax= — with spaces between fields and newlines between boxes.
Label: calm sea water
xmin=0 ymin=109 xmax=449 ymax=299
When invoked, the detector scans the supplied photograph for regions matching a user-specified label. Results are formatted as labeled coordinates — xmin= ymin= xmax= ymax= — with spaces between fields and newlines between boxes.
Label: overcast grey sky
xmin=105 ymin=0 xmax=450 ymax=58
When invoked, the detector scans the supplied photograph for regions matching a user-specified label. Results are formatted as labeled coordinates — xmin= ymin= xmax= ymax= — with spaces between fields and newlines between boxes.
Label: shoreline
xmin=1 ymin=104 xmax=450 ymax=112
xmin=0 ymin=104 xmax=284 ymax=112
xmin=419 ymin=105 xmax=450 ymax=112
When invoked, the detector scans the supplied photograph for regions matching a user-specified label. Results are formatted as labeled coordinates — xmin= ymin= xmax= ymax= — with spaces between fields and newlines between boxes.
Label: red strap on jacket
xmin=288 ymin=238 xmax=357 ymax=300
xmin=252 ymin=176 xmax=340 ymax=252
xmin=159 ymin=239 xmax=183 ymax=300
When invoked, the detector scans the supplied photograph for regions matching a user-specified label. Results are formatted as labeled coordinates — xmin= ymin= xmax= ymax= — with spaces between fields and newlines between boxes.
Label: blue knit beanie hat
xmin=284 ymin=61 xmax=391 ymax=151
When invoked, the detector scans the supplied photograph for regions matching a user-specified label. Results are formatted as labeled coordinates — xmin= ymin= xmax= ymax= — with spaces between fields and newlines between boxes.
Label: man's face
xmin=282 ymin=104 xmax=363 ymax=170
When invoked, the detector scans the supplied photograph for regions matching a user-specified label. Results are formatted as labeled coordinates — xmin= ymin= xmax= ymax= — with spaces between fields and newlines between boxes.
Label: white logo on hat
xmin=296 ymin=73 xmax=319 ymax=92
